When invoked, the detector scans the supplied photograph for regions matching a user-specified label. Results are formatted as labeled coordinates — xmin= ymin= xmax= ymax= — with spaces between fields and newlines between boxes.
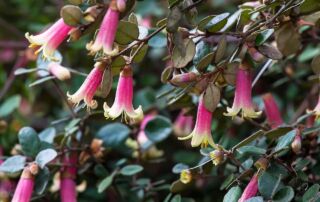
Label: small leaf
xmin=167 ymin=6 xmax=182 ymax=33
xmin=128 ymin=13 xmax=138 ymax=24
xmin=196 ymin=52 xmax=214 ymax=72
xmin=215 ymin=35 xmax=227 ymax=63
xmin=237 ymin=146 xmax=266 ymax=156
xmin=205 ymin=13 xmax=230 ymax=33
xmin=0 ymin=95 xmax=21 ymax=117
xmin=98 ymin=174 xmax=114 ymax=193
xmin=223 ymin=186 xmax=242 ymax=202
xmin=204 ymin=83 xmax=220 ymax=112
xmin=96 ymin=123 xmax=130 ymax=148
xmin=170 ymin=194 xmax=181 ymax=202
xmin=274 ymin=130 xmax=297 ymax=152
xmin=172 ymin=38 xmax=196 ymax=68
xmin=145 ymin=115 xmax=172 ymax=142
xmin=258 ymin=44 xmax=283 ymax=60
xmin=131 ymin=44 xmax=149 ymax=63
xmin=38 ymin=127 xmax=56 ymax=143
xmin=14 ymin=68 xmax=38 ymax=75
xmin=18 ymin=127 xmax=41 ymax=157
xmin=61 ymin=5 xmax=83 ymax=26
xmin=35 ymin=149 xmax=57 ymax=169
xmin=223 ymin=62 xmax=239 ymax=86
xmin=115 ymin=21 xmax=139 ymax=45
xmin=264 ymin=126 xmax=293 ymax=140
xmin=311 ymin=55 xmax=320 ymax=75
xmin=255 ymin=29 xmax=274 ymax=46
xmin=96 ymin=67 xmax=113 ymax=98
xmin=172 ymin=163 xmax=189 ymax=174
xmin=0 ymin=155 xmax=26 ymax=173
xmin=245 ymin=197 xmax=264 ymax=202
xmin=302 ymin=184 xmax=320 ymax=202
xmin=275 ymin=22 xmax=301 ymax=56
xmin=111 ymin=56 xmax=126 ymax=75
xmin=258 ymin=172 xmax=282 ymax=199
xmin=29 ymin=76 xmax=55 ymax=87
xmin=273 ymin=186 xmax=294 ymax=202
xmin=232 ymin=130 xmax=264 ymax=151
xmin=148 ymin=33 xmax=167 ymax=48
xmin=120 ymin=165 xmax=143 ymax=176
xmin=34 ymin=167 xmax=50 ymax=195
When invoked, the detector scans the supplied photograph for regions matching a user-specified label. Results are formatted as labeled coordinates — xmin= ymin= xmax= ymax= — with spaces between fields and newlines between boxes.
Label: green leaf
xmin=96 ymin=67 xmax=113 ymax=98
xmin=34 ymin=166 xmax=50 ymax=195
xmin=311 ymin=55 xmax=320 ymax=75
xmin=232 ymin=130 xmax=264 ymax=151
xmin=273 ymin=186 xmax=294 ymax=202
xmin=257 ymin=44 xmax=283 ymax=60
xmin=258 ymin=172 xmax=282 ymax=199
xmin=255 ymin=29 xmax=274 ymax=46
xmin=170 ymin=194 xmax=181 ymax=202
xmin=0 ymin=155 xmax=26 ymax=173
xmin=98 ymin=174 xmax=114 ymax=193
xmin=38 ymin=127 xmax=56 ymax=143
xmin=172 ymin=38 xmax=196 ymax=68
xmin=96 ymin=123 xmax=130 ymax=148
xmin=196 ymin=52 xmax=214 ymax=72
xmin=166 ymin=6 xmax=182 ymax=33
xmin=148 ymin=33 xmax=167 ymax=48
xmin=29 ymin=76 xmax=55 ymax=87
xmin=115 ymin=21 xmax=139 ymax=45
xmin=215 ymin=35 xmax=227 ymax=63
xmin=274 ymin=130 xmax=296 ymax=152
xmin=61 ymin=5 xmax=84 ymax=26
xmin=111 ymin=56 xmax=126 ymax=75
xmin=131 ymin=44 xmax=149 ymax=63
xmin=172 ymin=163 xmax=189 ymax=174
xmin=245 ymin=197 xmax=264 ymax=202
xmin=168 ymin=0 xmax=183 ymax=8
xmin=302 ymin=184 xmax=320 ymax=202
xmin=221 ymin=10 xmax=242 ymax=32
xmin=237 ymin=146 xmax=266 ymax=156
xmin=223 ymin=186 xmax=242 ymax=202
xmin=35 ymin=149 xmax=57 ymax=169
xmin=145 ymin=115 xmax=172 ymax=142
xmin=0 ymin=95 xmax=21 ymax=117
xmin=120 ymin=165 xmax=143 ymax=176
xmin=18 ymin=127 xmax=41 ymax=157
xmin=265 ymin=126 xmax=293 ymax=140
xmin=204 ymin=83 xmax=220 ymax=112
xmin=205 ymin=13 xmax=230 ymax=33
xmin=275 ymin=22 xmax=301 ymax=57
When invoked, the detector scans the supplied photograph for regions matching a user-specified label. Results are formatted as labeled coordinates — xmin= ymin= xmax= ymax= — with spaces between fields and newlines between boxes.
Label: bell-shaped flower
xmin=179 ymin=94 xmax=215 ymax=148
xmin=307 ymin=95 xmax=320 ymax=119
xmin=224 ymin=66 xmax=262 ymax=119
xmin=48 ymin=62 xmax=71 ymax=81
xmin=238 ymin=174 xmax=259 ymax=202
xmin=262 ymin=93 xmax=283 ymax=128
xmin=25 ymin=18 xmax=73 ymax=61
xmin=60 ymin=152 xmax=78 ymax=202
xmin=67 ymin=62 xmax=105 ymax=109
xmin=173 ymin=110 xmax=194 ymax=137
xmin=86 ymin=0 xmax=125 ymax=56
xmin=104 ymin=66 xmax=143 ymax=123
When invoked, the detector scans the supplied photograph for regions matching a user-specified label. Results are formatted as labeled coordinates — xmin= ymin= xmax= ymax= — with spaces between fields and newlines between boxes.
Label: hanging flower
xmin=86 ymin=0 xmax=125 ymax=56
xmin=60 ymin=153 xmax=78 ymax=202
xmin=104 ymin=66 xmax=143 ymax=123
xmin=238 ymin=174 xmax=259 ymax=202
xmin=179 ymin=94 xmax=215 ymax=148
xmin=67 ymin=62 xmax=105 ymax=109
xmin=224 ymin=66 xmax=262 ymax=119
xmin=173 ymin=110 xmax=194 ymax=137
xmin=11 ymin=163 xmax=38 ymax=202
xmin=25 ymin=18 xmax=73 ymax=61
xmin=307 ymin=95 xmax=320 ymax=119
xmin=48 ymin=62 xmax=71 ymax=81
xmin=262 ymin=93 xmax=283 ymax=129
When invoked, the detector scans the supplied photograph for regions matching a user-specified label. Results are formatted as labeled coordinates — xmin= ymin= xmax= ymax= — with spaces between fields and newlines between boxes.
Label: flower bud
xmin=209 ymin=149 xmax=224 ymax=166
xmin=170 ymin=72 xmax=198 ymax=86
xmin=28 ymin=162 xmax=39 ymax=175
xmin=48 ymin=62 xmax=71 ymax=81
xmin=180 ymin=169 xmax=192 ymax=184
xmin=291 ymin=134 xmax=302 ymax=154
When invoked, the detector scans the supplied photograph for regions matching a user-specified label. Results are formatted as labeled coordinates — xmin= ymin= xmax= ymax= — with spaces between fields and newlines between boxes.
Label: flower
xmin=209 ymin=149 xmax=224 ymax=166
xmin=137 ymin=114 xmax=155 ymax=144
xmin=104 ymin=66 xmax=143 ymax=123
xmin=179 ymin=94 xmax=215 ymax=148
xmin=86 ymin=0 xmax=124 ymax=56
xmin=224 ymin=66 xmax=262 ymax=119
xmin=238 ymin=174 xmax=259 ymax=202
xmin=60 ymin=153 xmax=78 ymax=202
xmin=25 ymin=18 xmax=73 ymax=61
xmin=173 ymin=110 xmax=194 ymax=137
xmin=262 ymin=93 xmax=283 ymax=129
xmin=67 ymin=62 xmax=105 ymax=109
xmin=48 ymin=62 xmax=71 ymax=81
xmin=11 ymin=164 xmax=37 ymax=202
xmin=180 ymin=169 xmax=192 ymax=184
xmin=307 ymin=95 xmax=320 ymax=119
xmin=291 ymin=132 xmax=302 ymax=154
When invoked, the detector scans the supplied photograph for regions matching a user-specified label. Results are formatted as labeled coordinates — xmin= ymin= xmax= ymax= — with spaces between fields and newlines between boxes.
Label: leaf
xmin=167 ymin=6 xmax=182 ymax=33
xmin=237 ymin=146 xmax=266 ymax=156
xmin=257 ymin=44 xmax=283 ymax=60
xmin=255 ymin=29 xmax=274 ymax=46
xmin=38 ymin=127 xmax=56 ymax=143
xmin=60 ymin=5 xmax=83 ymax=26
xmin=0 ymin=155 xmax=26 ymax=173
xmin=29 ymin=76 xmax=56 ymax=87
xmin=172 ymin=38 xmax=196 ymax=68
xmin=204 ymin=83 xmax=220 ymax=112
xmin=311 ymin=55 xmax=320 ymax=75
xmin=258 ymin=172 xmax=282 ymax=199
xmin=111 ymin=56 xmax=126 ymax=75
xmin=205 ymin=13 xmax=230 ymax=33
xmin=98 ymin=174 xmax=114 ymax=193
xmin=302 ymin=184 xmax=320 ymax=202
xmin=274 ymin=130 xmax=297 ymax=152
xmin=145 ymin=115 xmax=172 ymax=142
xmin=168 ymin=0 xmax=183 ymax=8
xmin=232 ymin=130 xmax=264 ymax=151
xmin=96 ymin=67 xmax=113 ymax=98
xmin=34 ymin=167 xmax=50 ymax=195
xmin=220 ymin=10 xmax=242 ymax=32
xmin=115 ymin=21 xmax=139 ymax=45
xmin=223 ymin=62 xmax=239 ymax=86
xmin=196 ymin=52 xmax=214 ymax=72
xmin=215 ymin=35 xmax=227 ymax=63
xmin=197 ymin=15 xmax=214 ymax=32
xmin=223 ymin=186 xmax=242 ymax=202
xmin=35 ymin=149 xmax=57 ymax=169
xmin=131 ymin=44 xmax=149 ymax=63
xmin=273 ymin=186 xmax=294 ymax=202
xmin=170 ymin=180 xmax=188 ymax=193
xmin=172 ymin=163 xmax=189 ymax=174
xmin=148 ymin=33 xmax=167 ymax=48
xmin=120 ymin=165 xmax=143 ymax=176
xmin=128 ymin=13 xmax=138 ymax=24
xmin=96 ymin=123 xmax=130 ymax=148
xmin=264 ymin=126 xmax=293 ymax=140
xmin=245 ymin=197 xmax=264 ymax=202
xmin=275 ymin=22 xmax=301 ymax=57
xmin=170 ymin=194 xmax=181 ymax=202
xmin=18 ymin=127 xmax=41 ymax=157
xmin=0 ymin=95 xmax=21 ymax=117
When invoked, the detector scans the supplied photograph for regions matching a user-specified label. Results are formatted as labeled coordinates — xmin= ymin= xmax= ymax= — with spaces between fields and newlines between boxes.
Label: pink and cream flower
xmin=307 ymin=95 xmax=320 ymax=119
xmin=173 ymin=110 xmax=194 ymax=137
xmin=86 ymin=0 xmax=126 ymax=56
xmin=48 ymin=62 xmax=71 ymax=81
xmin=262 ymin=93 xmax=284 ymax=129
xmin=104 ymin=66 xmax=143 ymax=123
xmin=238 ymin=174 xmax=259 ymax=202
xmin=67 ymin=62 xmax=105 ymax=109
xmin=25 ymin=18 xmax=73 ymax=61
xmin=60 ymin=153 xmax=78 ymax=202
xmin=224 ymin=66 xmax=262 ymax=119
xmin=179 ymin=94 xmax=215 ymax=148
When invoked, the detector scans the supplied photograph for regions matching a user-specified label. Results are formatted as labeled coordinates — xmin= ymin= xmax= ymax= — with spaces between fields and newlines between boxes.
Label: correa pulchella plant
xmin=0 ymin=0 xmax=320 ymax=201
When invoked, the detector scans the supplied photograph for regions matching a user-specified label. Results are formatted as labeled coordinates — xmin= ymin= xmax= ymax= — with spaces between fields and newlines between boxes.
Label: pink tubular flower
xmin=60 ymin=153 xmax=78 ymax=202
xmin=178 ymin=94 xmax=215 ymax=148
xmin=173 ymin=110 xmax=194 ymax=137
xmin=67 ymin=62 xmax=105 ymax=109
xmin=238 ymin=174 xmax=259 ymax=202
xmin=224 ymin=66 xmax=262 ymax=119
xmin=307 ymin=95 xmax=320 ymax=119
xmin=11 ymin=166 xmax=36 ymax=202
xmin=262 ymin=93 xmax=284 ymax=129
xmin=25 ymin=18 xmax=73 ymax=61
xmin=86 ymin=0 xmax=125 ymax=56
xmin=48 ymin=62 xmax=71 ymax=81
xmin=137 ymin=114 xmax=155 ymax=144
xmin=104 ymin=66 xmax=143 ymax=123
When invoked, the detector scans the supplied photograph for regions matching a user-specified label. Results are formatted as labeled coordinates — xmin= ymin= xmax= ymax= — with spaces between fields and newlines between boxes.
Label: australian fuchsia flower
xmin=224 ymin=66 xmax=262 ymax=119
xmin=262 ymin=93 xmax=284 ymax=129
xmin=48 ymin=62 xmax=71 ymax=81
xmin=238 ymin=174 xmax=259 ymax=202
xmin=25 ymin=18 xmax=72 ymax=61
xmin=86 ymin=0 xmax=126 ymax=56
xmin=104 ymin=66 xmax=143 ymax=123
xmin=173 ymin=110 xmax=194 ymax=137
xmin=179 ymin=94 xmax=215 ymax=148
xmin=11 ymin=164 xmax=38 ymax=202
xmin=67 ymin=62 xmax=105 ymax=109
xmin=307 ymin=95 xmax=320 ymax=119
xmin=137 ymin=114 xmax=154 ymax=144
xmin=60 ymin=153 xmax=78 ymax=202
